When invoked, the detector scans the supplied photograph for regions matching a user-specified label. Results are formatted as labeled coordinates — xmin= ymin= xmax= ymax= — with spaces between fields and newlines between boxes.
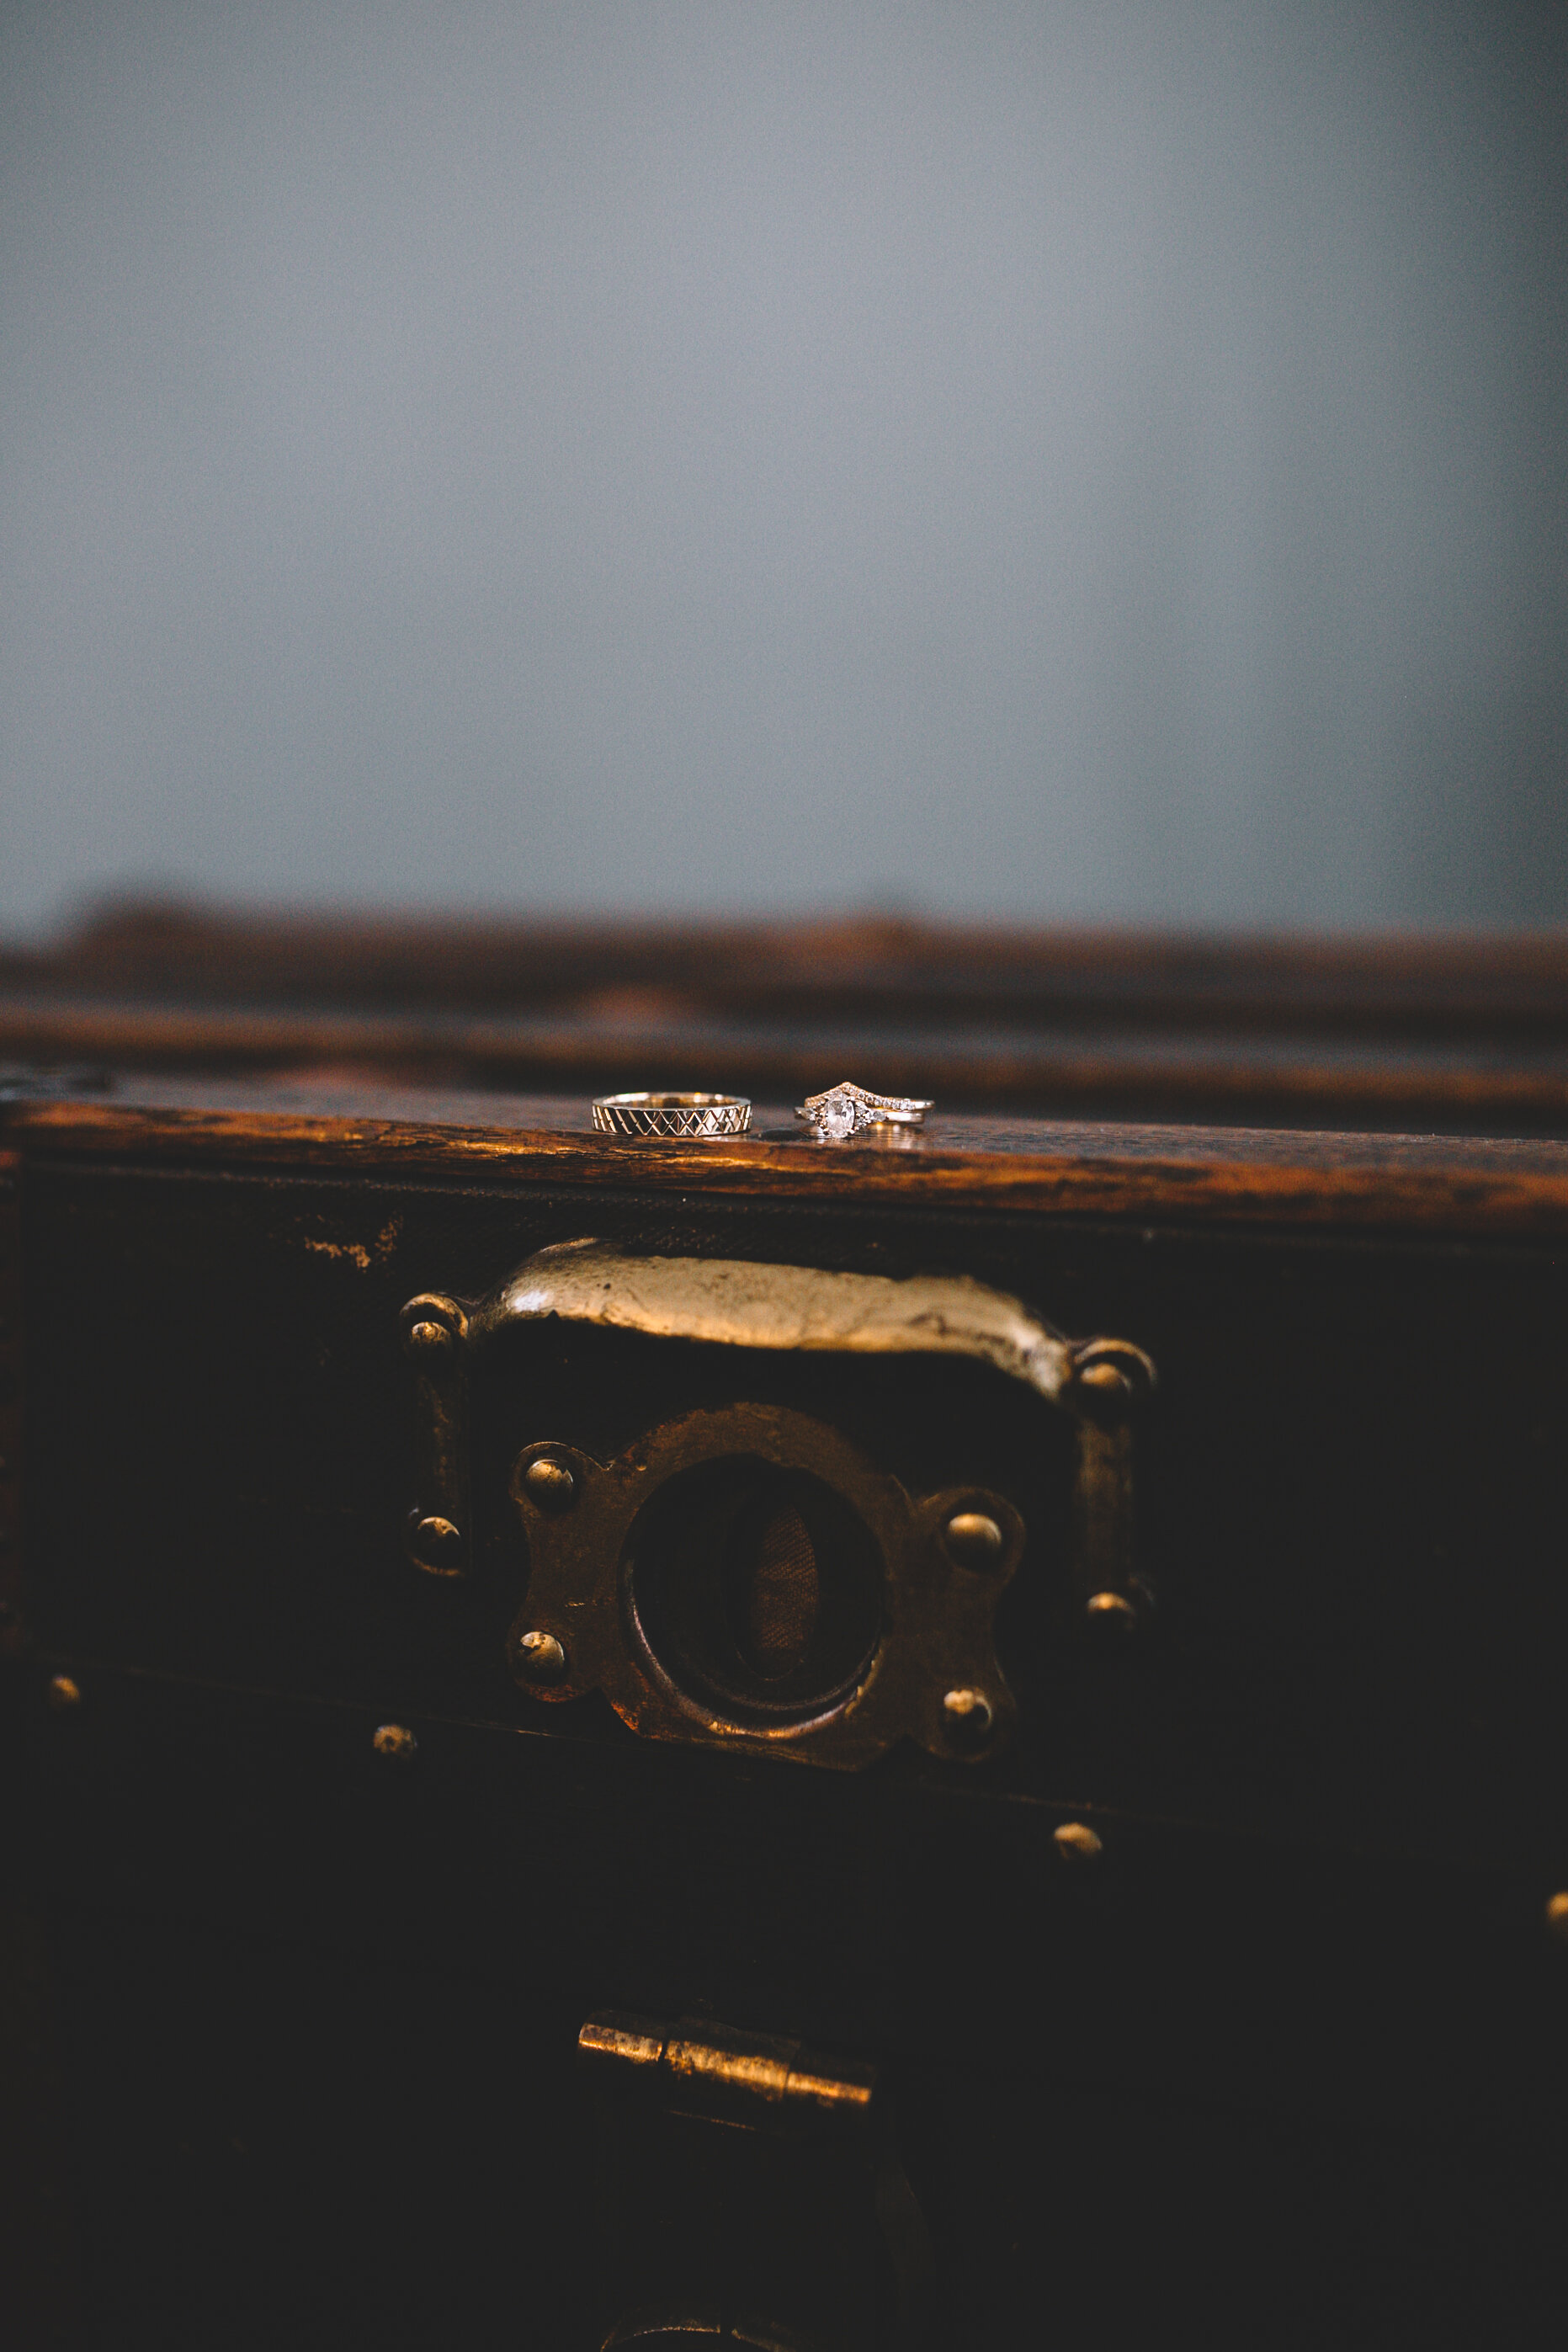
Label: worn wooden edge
xmin=10 ymin=1096 xmax=1568 ymax=1237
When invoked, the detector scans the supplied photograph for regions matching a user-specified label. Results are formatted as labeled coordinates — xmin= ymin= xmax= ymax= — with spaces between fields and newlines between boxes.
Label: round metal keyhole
xmin=625 ymin=1458 xmax=883 ymax=1728
xmin=726 ymin=1498 xmax=821 ymax=1680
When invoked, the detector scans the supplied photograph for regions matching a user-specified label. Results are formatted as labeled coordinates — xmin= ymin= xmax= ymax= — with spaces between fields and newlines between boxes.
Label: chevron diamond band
xmin=593 ymin=1092 xmax=752 ymax=1139
xmin=795 ymin=1081 xmax=934 ymax=1140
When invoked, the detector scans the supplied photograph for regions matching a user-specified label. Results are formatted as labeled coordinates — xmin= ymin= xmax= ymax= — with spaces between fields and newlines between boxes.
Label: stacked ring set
xmin=591 ymin=1081 xmax=934 ymax=1143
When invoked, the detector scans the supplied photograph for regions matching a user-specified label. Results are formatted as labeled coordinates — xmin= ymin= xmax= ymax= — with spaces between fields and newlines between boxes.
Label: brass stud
xmin=1073 ymin=1359 xmax=1134 ymax=1420
xmin=522 ymin=1455 xmax=577 ymax=1512
xmin=1053 ymin=1821 xmax=1103 ymax=1864
xmin=1084 ymin=1590 xmax=1139 ymax=1639
xmin=1547 ymin=1892 xmax=1568 ymax=1945
xmin=372 ymin=1721 xmax=417 ymax=1759
xmin=409 ymin=1514 xmax=463 ymax=1573
xmin=942 ymin=1686 xmax=994 ymax=1751
xmin=515 ymin=1631 xmax=568 ymax=1685
xmin=407 ymin=1318 xmax=454 ymax=1357
xmin=46 ymin=1674 xmax=82 ymax=1711
xmin=943 ymin=1511 xmax=1005 ymax=1569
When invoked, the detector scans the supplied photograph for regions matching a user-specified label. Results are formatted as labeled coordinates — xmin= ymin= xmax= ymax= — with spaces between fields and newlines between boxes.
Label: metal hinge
xmin=579 ymin=2014 xmax=878 ymax=2136
xmin=581 ymin=2009 xmax=933 ymax=2350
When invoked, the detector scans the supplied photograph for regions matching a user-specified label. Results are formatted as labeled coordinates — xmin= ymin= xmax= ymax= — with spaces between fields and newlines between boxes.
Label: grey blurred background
xmin=2 ymin=0 xmax=1563 ymax=939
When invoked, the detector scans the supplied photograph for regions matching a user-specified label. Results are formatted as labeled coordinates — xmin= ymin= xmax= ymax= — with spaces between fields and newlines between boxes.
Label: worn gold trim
xmin=472 ymin=1237 xmax=1078 ymax=1402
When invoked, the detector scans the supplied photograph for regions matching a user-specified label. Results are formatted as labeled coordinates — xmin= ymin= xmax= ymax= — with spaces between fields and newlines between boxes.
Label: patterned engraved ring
xmin=592 ymin=1092 xmax=752 ymax=1140
xmin=795 ymin=1081 xmax=934 ymax=1140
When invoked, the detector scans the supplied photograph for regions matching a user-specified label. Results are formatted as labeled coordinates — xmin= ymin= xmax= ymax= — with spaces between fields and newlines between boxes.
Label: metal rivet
xmin=514 ymin=1631 xmax=568 ymax=1684
xmin=942 ymin=1686 xmax=994 ymax=1751
xmin=1053 ymin=1821 xmax=1103 ymax=1864
xmin=1085 ymin=1590 xmax=1139 ymax=1639
xmin=1074 ymin=1361 xmax=1135 ymax=1424
xmin=523 ymin=1455 xmax=577 ymax=1512
xmin=45 ymin=1674 xmax=81 ymax=1711
xmin=372 ymin=1721 xmax=417 ymax=1759
xmin=943 ymin=1511 xmax=1005 ymax=1569
xmin=407 ymin=1318 xmax=453 ymax=1357
xmin=410 ymin=1514 xmax=463 ymax=1572
xmin=1547 ymin=1892 xmax=1568 ymax=1945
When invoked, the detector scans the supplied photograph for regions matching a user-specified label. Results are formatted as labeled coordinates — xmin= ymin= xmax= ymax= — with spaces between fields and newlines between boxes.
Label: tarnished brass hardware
xmin=1069 ymin=1335 xmax=1156 ymax=1631
xmin=470 ymin=1240 xmax=1084 ymax=1397
xmin=583 ymin=2009 xmax=932 ymax=2350
xmin=1069 ymin=1336 xmax=1155 ymax=1418
xmin=942 ymin=1510 xmax=1004 ymax=1569
xmin=513 ymin=1629 xmax=569 ymax=1684
xmin=371 ymin=1721 xmax=417 ymax=1759
xmin=581 ymin=2017 xmax=665 ymax=2071
xmin=400 ymin=1290 xmax=469 ymax=1576
xmin=45 ymin=1674 xmax=81 ymax=1711
xmin=408 ymin=1511 xmax=463 ymax=1572
xmin=521 ymin=1451 xmax=577 ymax=1511
xmin=1084 ymin=1589 xmax=1140 ymax=1638
xmin=1053 ymin=1820 xmax=1104 ymax=1862
xmin=402 ymin=1242 xmax=1153 ymax=1764
xmin=1547 ymin=1892 xmax=1568 ymax=1944
xmin=401 ymin=1294 xmax=467 ymax=1349
xmin=503 ymin=1405 xmax=1024 ymax=1768
xmin=580 ymin=2013 xmax=877 ymax=2134
xmin=407 ymin=1318 xmax=453 ymax=1357
xmin=941 ymin=1686 xmax=994 ymax=1750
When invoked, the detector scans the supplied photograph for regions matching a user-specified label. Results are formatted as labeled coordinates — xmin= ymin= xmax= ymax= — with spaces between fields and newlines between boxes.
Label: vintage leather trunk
xmin=6 ymin=1072 xmax=1568 ymax=2350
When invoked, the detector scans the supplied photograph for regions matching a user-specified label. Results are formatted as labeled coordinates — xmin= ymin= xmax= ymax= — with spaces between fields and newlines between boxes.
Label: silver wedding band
xmin=593 ymin=1091 xmax=752 ymax=1139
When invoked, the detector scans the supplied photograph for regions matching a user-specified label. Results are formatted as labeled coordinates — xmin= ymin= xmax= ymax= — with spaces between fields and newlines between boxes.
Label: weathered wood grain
xmin=12 ymin=1078 xmax=1568 ymax=1235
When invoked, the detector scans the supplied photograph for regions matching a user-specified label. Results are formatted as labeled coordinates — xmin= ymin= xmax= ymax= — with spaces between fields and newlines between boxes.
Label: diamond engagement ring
xmin=795 ymin=1081 xmax=933 ymax=1140
xmin=593 ymin=1092 xmax=752 ymax=1139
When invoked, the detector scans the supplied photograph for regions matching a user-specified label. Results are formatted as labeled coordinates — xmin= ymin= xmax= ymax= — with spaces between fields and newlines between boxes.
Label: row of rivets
xmin=39 ymin=1679 xmax=1568 ymax=1931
